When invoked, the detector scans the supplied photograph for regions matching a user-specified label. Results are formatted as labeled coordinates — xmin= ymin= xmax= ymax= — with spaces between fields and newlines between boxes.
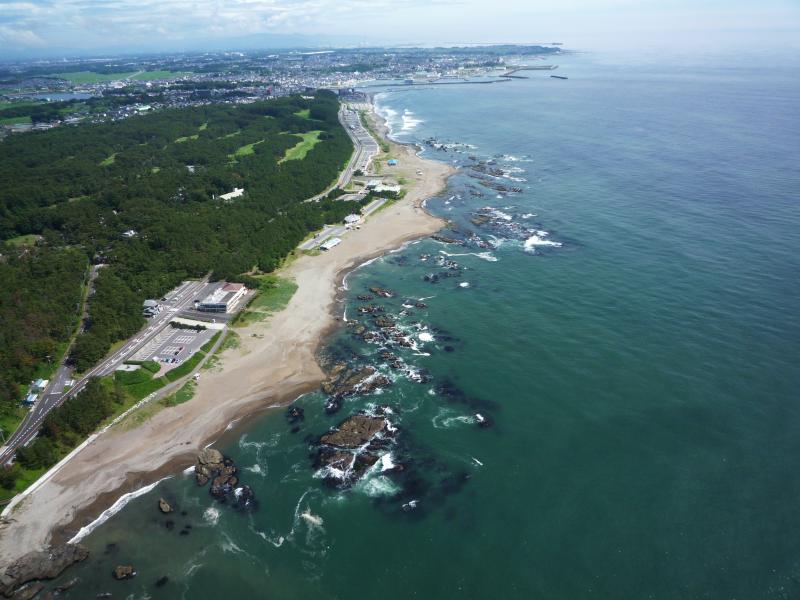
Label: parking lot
xmin=129 ymin=324 xmax=217 ymax=372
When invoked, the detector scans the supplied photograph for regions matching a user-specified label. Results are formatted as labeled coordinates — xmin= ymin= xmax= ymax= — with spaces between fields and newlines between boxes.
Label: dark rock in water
xmin=0 ymin=544 xmax=89 ymax=598
xmin=10 ymin=583 xmax=44 ymax=600
xmin=324 ymin=397 xmax=342 ymax=414
xmin=373 ymin=315 xmax=395 ymax=329
xmin=179 ymin=529 xmax=189 ymax=536
xmin=357 ymin=294 xmax=373 ymax=301
xmin=181 ymin=510 xmax=188 ymax=516
xmin=321 ymin=365 xmax=388 ymax=399
xmin=369 ymin=286 xmax=393 ymax=298
xmin=290 ymin=425 xmax=301 ymax=434
xmin=164 ymin=519 xmax=175 ymax=531
xmin=431 ymin=234 xmax=462 ymax=245
xmin=444 ymin=345 xmax=455 ymax=353
xmin=286 ymin=406 xmax=305 ymax=424
xmin=423 ymin=273 xmax=440 ymax=283
xmin=103 ymin=543 xmax=117 ymax=556
xmin=156 ymin=576 xmax=169 ymax=587
xmin=113 ymin=565 xmax=136 ymax=580
xmin=320 ymin=415 xmax=389 ymax=449
xmin=415 ymin=302 xmax=427 ymax=309
xmin=194 ymin=449 xmax=255 ymax=508
xmin=55 ymin=577 xmax=79 ymax=593
xmin=194 ymin=447 xmax=224 ymax=486
xmin=96 ymin=594 xmax=113 ymax=599
xmin=158 ymin=497 xmax=173 ymax=514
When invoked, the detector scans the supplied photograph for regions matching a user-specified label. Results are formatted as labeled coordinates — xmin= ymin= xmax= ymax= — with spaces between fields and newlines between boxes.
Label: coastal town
xmin=0 ymin=45 xmax=561 ymax=135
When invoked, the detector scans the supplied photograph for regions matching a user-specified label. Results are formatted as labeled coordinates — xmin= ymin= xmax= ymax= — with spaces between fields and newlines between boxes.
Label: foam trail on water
xmin=68 ymin=476 xmax=172 ymax=543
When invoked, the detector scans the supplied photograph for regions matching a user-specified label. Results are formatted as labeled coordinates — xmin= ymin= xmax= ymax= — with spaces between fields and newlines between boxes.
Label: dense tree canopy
xmin=0 ymin=91 xmax=362 ymax=406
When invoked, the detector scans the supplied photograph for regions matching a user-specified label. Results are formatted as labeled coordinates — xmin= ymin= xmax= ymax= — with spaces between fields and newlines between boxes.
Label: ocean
xmin=44 ymin=50 xmax=800 ymax=599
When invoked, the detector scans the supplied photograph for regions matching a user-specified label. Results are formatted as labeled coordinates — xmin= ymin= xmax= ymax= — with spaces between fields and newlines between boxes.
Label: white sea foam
xmin=203 ymin=506 xmax=221 ymax=525
xmin=459 ymin=282 xmax=470 ymax=288
xmin=401 ymin=109 xmax=423 ymax=132
xmin=68 ymin=477 xmax=171 ymax=544
xmin=472 ymin=457 xmax=484 ymax=466
xmin=523 ymin=233 xmax=562 ymax=253
xmin=380 ymin=453 xmax=397 ymax=472
xmin=418 ymin=332 xmax=434 ymax=342
xmin=300 ymin=508 xmax=324 ymax=529
xmin=183 ymin=465 xmax=195 ymax=475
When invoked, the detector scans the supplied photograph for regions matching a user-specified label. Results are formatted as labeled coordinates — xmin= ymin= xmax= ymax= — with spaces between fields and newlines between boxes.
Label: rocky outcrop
xmin=194 ymin=449 xmax=255 ymax=509
xmin=320 ymin=415 xmax=389 ymax=449
xmin=321 ymin=365 xmax=390 ymax=401
xmin=158 ymin=498 xmax=173 ymax=514
xmin=0 ymin=544 xmax=89 ymax=598
xmin=314 ymin=414 xmax=396 ymax=485
xmin=369 ymin=286 xmax=393 ymax=298
xmin=113 ymin=565 xmax=136 ymax=580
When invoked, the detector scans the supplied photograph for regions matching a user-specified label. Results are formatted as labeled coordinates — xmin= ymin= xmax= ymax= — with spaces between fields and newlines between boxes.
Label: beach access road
xmin=0 ymin=277 xmax=210 ymax=465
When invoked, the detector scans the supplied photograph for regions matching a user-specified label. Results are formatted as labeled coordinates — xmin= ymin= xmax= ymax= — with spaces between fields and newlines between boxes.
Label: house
xmin=219 ymin=187 xmax=244 ymax=202
xmin=344 ymin=214 xmax=362 ymax=226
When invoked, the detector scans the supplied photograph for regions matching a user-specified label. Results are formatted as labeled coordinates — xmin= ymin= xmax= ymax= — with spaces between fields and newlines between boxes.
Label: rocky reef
xmin=0 ymin=544 xmax=89 ymax=598
xmin=313 ymin=413 xmax=397 ymax=486
xmin=194 ymin=448 xmax=255 ymax=509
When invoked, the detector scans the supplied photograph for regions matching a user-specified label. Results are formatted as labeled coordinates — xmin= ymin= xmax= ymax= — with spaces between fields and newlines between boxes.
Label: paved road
xmin=307 ymin=104 xmax=379 ymax=203
xmin=0 ymin=278 xmax=209 ymax=464
xmin=298 ymin=197 xmax=387 ymax=251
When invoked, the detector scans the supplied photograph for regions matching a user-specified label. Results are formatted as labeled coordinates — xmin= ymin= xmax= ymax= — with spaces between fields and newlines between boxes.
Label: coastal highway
xmin=0 ymin=278 xmax=210 ymax=465
xmin=307 ymin=104 xmax=378 ymax=203
xmin=298 ymin=197 xmax=387 ymax=251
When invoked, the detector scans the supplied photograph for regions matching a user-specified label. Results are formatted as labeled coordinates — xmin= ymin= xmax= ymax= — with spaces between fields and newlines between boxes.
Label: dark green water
xmin=48 ymin=51 xmax=800 ymax=599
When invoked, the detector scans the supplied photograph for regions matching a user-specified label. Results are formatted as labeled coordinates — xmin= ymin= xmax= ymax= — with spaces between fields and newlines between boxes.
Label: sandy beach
xmin=0 ymin=105 xmax=453 ymax=566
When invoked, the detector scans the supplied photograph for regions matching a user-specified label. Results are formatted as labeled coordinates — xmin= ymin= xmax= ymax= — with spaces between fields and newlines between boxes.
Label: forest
xmin=0 ymin=91 xmax=361 ymax=411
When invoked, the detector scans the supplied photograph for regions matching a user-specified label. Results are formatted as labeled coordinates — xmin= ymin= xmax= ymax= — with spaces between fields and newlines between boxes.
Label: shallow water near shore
xmin=46 ymin=50 xmax=800 ymax=598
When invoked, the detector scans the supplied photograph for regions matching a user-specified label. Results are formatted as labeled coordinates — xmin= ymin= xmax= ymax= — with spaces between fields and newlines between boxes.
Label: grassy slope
xmin=280 ymin=130 xmax=323 ymax=163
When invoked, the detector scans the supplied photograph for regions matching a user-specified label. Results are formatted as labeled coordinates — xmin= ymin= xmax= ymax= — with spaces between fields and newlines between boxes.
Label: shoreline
xmin=0 ymin=101 xmax=454 ymax=566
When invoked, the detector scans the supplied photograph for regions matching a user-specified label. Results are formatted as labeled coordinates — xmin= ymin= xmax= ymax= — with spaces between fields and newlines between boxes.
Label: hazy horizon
xmin=1 ymin=0 xmax=798 ymax=60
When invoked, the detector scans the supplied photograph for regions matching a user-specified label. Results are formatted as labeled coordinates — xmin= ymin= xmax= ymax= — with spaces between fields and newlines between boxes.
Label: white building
xmin=320 ymin=237 xmax=342 ymax=251
xmin=196 ymin=283 xmax=247 ymax=313
xmin=344 ymin=214 xmax=362 ymax=226
xmin=219 ymin=187 xmax=244 ymax=202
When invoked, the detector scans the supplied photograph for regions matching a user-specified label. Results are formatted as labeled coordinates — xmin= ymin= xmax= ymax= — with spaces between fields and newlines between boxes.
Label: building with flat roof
xmin=196 ymin=282 xmax=247 ymax=313
xmin=320 ymin=237 xmax=342 ymax=251
xmin=143 ymin=299 xmax=160 ymax=317
xmin=219 ymin=187 xmax=244 ymax=202
xmin=344 ymin=214 xmax=362 ymax=225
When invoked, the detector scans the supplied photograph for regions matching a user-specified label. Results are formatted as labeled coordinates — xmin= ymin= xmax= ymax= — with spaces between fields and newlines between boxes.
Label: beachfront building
xmin=344 ymin=214 xmax=362 ymax=226
xmin=196 ymin=283 xmax=247 ymax=313
xmin=320 ymin=237 xmax=342 ymax=251
xmin=375 ymin=184 xmax=402 ymax=194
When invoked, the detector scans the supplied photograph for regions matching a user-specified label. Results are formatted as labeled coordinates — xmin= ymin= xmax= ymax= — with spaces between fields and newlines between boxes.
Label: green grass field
xmin=294 ymin=108 xmax=311 ymax=119
xmin=0 ymin=115 xmax=32 ymax=125
xmin=53 ymin=71 xmax=138 ymax=83
xmin=280 ymin=130 xmax=323 ymax=163
xmin=52 ymin=70 xmax=190 ymax=84
xmin=100 ymin=153 xmax=117 ymax=166
xmin=234 ymin=275 xmax=298 ymax=327
xmin=229 ymin=139 xmax=264 ymax=160
xmin=175 ymin=134 xmax=199 ymax=143
xmin=4 ymin=234 xmax=41 ymax=247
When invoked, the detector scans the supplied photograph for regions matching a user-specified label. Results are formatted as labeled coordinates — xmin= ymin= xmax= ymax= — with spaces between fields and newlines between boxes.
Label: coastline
xmin=0 ymin=102 xmax=454 ymax=566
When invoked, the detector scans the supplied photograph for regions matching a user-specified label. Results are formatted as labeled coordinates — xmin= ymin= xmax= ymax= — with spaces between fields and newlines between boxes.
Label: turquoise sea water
xmin=46 ymin=51 xmax=800 ymax=599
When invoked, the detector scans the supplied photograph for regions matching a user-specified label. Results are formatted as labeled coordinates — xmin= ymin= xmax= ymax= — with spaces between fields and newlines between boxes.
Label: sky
xmin=0 ymin=0 xmax=798 ymax=58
